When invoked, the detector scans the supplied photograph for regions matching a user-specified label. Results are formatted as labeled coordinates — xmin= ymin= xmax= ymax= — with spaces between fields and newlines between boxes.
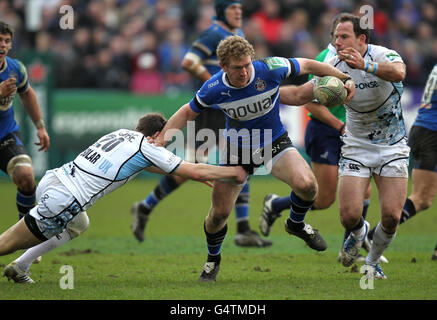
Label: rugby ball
xmin=313 ymin=76 xmax=347 ymax=107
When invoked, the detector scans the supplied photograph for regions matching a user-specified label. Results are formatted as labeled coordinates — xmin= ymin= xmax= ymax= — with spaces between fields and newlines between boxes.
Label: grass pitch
xmin=0 ymin=176 xmax=436 ymax=301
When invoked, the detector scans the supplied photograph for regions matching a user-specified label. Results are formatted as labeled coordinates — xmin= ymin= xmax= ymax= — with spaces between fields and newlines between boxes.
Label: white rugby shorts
xmin=29 ymin=170 xmax=82 ymax=239
xmin=338 ymin=135 xmax=410 ymax=178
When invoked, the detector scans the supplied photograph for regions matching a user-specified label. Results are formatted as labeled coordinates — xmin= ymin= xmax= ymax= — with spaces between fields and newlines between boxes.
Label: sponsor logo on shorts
xmin=348 ymin=163 xmax=360 ymax=171
xmin=320 ymin=151 xmax=329 ymax=159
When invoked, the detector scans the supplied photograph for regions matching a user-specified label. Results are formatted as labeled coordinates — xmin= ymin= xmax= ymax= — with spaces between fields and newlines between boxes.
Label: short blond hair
xmin=217 ymin=35 xmax=255 ymax=67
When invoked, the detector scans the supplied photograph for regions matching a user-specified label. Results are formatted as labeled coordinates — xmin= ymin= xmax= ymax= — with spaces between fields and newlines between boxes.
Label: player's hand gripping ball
xmin=313 ymin=76 xmax=348 ymax=107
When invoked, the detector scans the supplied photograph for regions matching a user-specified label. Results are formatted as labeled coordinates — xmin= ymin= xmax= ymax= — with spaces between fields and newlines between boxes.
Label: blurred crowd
xmin=1 ymin=0 xmax=436 ymax=93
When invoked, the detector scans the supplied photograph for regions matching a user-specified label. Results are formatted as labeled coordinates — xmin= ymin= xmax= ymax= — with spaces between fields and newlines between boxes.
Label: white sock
xmin=15 ymin=230 xmax=73 ymax=272
xmin=351 ymin=221 xmax=366 ymax=241
xmin=365 ymin=222 xmax=396 ymax=265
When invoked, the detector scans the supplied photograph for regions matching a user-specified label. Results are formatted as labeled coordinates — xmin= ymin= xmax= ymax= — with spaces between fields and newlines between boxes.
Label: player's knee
xmin=66 ymin=211 xmax=90 ymax=238
xmin=8 ymin=155 xmax=33 ymax=180
xmin=381 ymin=213 xmax=400 ymax=231
xmin=415 ymin=198 xmax=433 ymax=212
xmin=296 ymin=178 xmax=318 ymax=201
xmin=17 ymin=177 xmax=36 ymax=193
xmin=421 ymin=200 xmax=432 ymax=211
xmin=314 ymin=195 xmax=335 ymax=210
xmin=10 ymin=166 xmax=35 ymax=193
xmin=339 ymin=211 xmax=360 ymax=230
xmin=212 ymin=200 xmax=233 ymax=216
xmin=209 ymin=210 xmax=229 ymax=229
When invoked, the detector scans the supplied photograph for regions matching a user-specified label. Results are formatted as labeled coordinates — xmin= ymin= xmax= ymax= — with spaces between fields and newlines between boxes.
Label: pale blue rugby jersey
xmin=316 ymin=44 xmax=406 ymax=145
xmin=189 ymin=57 xmax=300 ymax=149
xmin=414 ymin=63 xmax=437 ymax=131
xmin=54 ymin=129 xmax=183 ymax=210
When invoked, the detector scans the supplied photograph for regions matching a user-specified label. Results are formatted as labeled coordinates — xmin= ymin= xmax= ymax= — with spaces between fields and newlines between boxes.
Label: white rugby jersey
xmin=314 ymin=44 xmax=406 ymax=145
xmin=54 ymin=129 xmax=182 ymax=210
xmin=189 ymin=57 xmax=300 ymax=149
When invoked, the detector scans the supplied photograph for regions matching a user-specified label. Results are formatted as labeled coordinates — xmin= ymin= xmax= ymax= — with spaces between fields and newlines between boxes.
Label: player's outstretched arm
xmin=173 ymin=161 xmax=247 ymax=185
xmin=19 ymin=85 xmax=50 ymax=152
xmin=293 ymin=58 xmax=355 ymax=103
xmin=149 ymin=103 xmax=198 ymax=147
xmin=280 ymin=81 xmax=323 ymax=106
xmin=296 ymin=58 xmax=350 ymax=81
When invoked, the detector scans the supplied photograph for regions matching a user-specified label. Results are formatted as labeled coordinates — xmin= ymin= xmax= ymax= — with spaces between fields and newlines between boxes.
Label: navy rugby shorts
xmin=0 ymin=131 xmax=28 ymax=174
xmin=220 ymin=132 xmax=294 ymax=175
xmin=194 ymin=108 xmax=226 ymax=147
xmin=409 ymin=125 xmax=437 ymax=172
xmin=304 ymin=118 xmax=342 ymax=165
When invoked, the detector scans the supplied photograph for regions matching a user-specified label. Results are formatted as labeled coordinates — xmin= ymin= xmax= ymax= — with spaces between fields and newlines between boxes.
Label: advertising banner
xmin=11 ymin=86 xmax=423 ymax=179
xmin=51 ymin=90 xmax=191 ymax=167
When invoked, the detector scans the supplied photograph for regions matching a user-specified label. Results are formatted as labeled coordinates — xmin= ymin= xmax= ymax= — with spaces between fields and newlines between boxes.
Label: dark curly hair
xmin=0 ymin=21 xmax=14 ymax=38
xmin=136 ymin=113 xmax=167 ymax=137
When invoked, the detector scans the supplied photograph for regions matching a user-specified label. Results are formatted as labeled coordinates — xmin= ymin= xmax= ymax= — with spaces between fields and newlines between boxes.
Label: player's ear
xmin=151 ymin=131 xmax=160 ymax=139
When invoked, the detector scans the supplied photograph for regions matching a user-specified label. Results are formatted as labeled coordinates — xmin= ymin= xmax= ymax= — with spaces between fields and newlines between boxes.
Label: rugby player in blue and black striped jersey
xmin=0 ymin=21 xmax=50 ymax=222
xmin=149 ymin=35 xmax=354 ymax=282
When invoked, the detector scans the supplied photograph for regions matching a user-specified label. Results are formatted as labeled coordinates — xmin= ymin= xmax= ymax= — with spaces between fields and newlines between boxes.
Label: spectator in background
xmin=422 ymin=39 xmax=437 ymax=82
xmin=130 ymin=29 xmax=164 ymax=94
xmin=34 ymin=31 xmax=52 ymax=54
xmin=107 ymin=35 xmax=131 ymax=89
xmin=250 ymin=0 xmax=283 ymax=47
xmin=69 ymin=27 xmax=94 ymax=87
xmin=4 ymin=0 xmax=436 ymax=90
xmin=157 ymin=27 xmax=191 ymax=93
xmin=130 ymin=51 xmax=164 ymax=94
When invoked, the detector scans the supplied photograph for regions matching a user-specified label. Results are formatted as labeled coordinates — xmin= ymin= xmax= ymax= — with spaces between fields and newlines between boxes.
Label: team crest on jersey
xmin=0 ymin=80 xmax=15 ymax=111
xmin=385 ymin=52 xmax=400 ymax=61
xmin=254 ymin=77 xmax=266 ymax=91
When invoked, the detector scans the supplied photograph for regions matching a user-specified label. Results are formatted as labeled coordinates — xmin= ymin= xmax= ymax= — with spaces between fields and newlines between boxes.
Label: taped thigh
xmin=7 ymin=154 xmax=32 ymax=178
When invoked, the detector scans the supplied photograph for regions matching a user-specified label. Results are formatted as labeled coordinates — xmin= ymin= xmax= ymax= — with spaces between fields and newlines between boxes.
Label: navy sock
xmin=235 ymin=182 xmax=250 ymax=233
xmin=17 ymin=188 xmax=36 ymax=220
xmin=142 ymin=175 xmax=181 ymax=211
xmin=271 ymin=195 xmax=292 ymax=213
xmin=343 ymin=199 xmax=370 ymax=243
xmin=205 ymin=223 xmax=227 ymax=264
xmin=287 ymin=191 xmax=314 ymax=231
xmin=400 ymin=198 xmax=416 ymax=224
xmin=351 ymin=217 xmax=364 ymax=231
